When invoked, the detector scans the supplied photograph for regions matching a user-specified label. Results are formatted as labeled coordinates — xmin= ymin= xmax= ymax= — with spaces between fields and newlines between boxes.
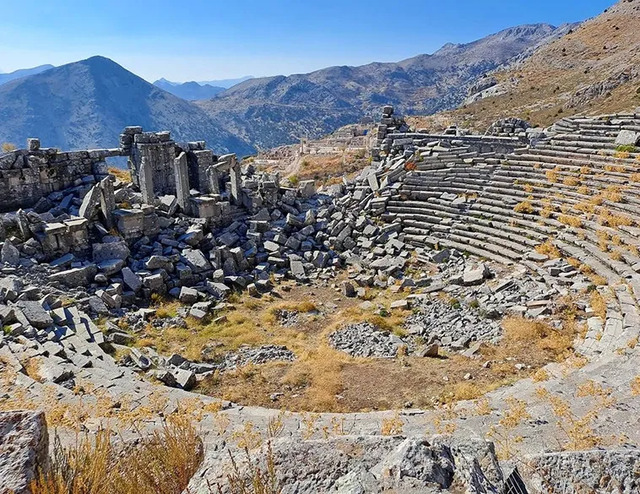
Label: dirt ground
xmin=175 ymin=279 xmax=578 ymax=413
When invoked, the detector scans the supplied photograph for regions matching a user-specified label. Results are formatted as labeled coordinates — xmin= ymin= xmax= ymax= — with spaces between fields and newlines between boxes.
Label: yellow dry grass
xmin=108 ymin=167 xmax=132 ymax=183
xmin=558 ymin=215 xmax=582 ymax=228
xmin=535 ymin=240 xmax=560 ymax=258
xmin=30 ymin=416 xmax=203 ymax=494
xmin=590 ymin=291 xmax=607 ymax=320
xmin=501 ymin=317 xmax=573 ymax=361
xmin=514 ymin=201 xmax=534 ymax=214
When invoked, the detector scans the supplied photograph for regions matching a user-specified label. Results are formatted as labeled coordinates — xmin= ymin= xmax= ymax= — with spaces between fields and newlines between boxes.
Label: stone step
xmin=512 ymin=148 xmax=640 ymax=168
xmin=403 ymin=230 xmax=515 ymax=265
xmin=552 ymin=133 xmax=616 ymax=144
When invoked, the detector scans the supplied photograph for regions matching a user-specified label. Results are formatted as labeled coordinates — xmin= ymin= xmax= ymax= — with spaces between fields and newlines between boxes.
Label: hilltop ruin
xmin=2 ymin=106 xmax=640 ymax=492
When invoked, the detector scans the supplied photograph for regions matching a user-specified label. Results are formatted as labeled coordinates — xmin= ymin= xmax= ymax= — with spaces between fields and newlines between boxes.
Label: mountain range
xmin=195 ymin=23 xmax=574 ymax=149
xmin=153 ymin=79 xmax=226 ymax=101
xmin=0 ymin=14 xmax=619 ymax=155
xmin=0 ymin=57 xmax=255 ymax=156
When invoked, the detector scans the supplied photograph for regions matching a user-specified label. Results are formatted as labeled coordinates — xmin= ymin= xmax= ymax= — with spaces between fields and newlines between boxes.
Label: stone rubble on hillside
xmin=4 ymin=106 xmax=640 ymax=492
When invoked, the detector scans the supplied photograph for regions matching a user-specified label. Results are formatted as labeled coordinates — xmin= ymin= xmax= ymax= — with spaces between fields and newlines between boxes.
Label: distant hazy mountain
xmin=198 ymin=76 xmax=253 ymax=89
xmin=0 ymin=56 xmax=254 ymax=156
xmin=0 ymin=64 xmax=55 ymax=85
xmin=196 ymin=24 xmax=573 ymax=150
xmin=153 ymin=78 xmax=226 ymax=101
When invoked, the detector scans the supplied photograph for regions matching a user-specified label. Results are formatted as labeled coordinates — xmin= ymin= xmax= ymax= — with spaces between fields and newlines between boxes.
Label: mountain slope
xmin=427 ymin=0 xmax=640 ymax=132
xmin=0 ymin=57 xmax=254 ymax=155
xmin=197 ymin=23 xmax=571 ymax=149
xmin=0 ymin=65 xmax=55 ymax=85
xmin=153 ymin=79 xmax=226 ymax=100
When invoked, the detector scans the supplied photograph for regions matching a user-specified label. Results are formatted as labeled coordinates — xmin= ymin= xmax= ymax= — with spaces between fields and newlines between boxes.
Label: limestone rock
xmin=1 ymin=239 xmax=20 ymax=266
xmin=0 ymin=410 xmax=49 ymax=494
xmin=194 ymin=436 xmax=504 ymax=494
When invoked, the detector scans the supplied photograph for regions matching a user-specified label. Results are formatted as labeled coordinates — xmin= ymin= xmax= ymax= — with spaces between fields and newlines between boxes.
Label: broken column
xmin=228 ymin=155 xmax=241 ymax=205
xmin=139 ymin=157 xmax=155 ymax=204
xmin=98 ymin=177 xmax=115 ymax=229
xmin=174 ymin=152 xmax=190 ymax=214
xmin=207 ymin=165 xmax=220 ymax=195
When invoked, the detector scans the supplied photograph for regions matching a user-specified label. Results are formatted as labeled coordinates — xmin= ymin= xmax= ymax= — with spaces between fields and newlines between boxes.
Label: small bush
xmin=615 ymin=144 xmax=637 ymax=153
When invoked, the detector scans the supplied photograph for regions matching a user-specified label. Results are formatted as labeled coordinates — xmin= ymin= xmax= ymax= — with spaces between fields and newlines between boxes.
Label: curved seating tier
xmin=377 ymin=113 xmax=640 ymax=356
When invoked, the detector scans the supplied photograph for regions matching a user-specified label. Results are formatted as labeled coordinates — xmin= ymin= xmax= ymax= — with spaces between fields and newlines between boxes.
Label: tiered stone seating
xmin=379 ymin=113 xmax=640 ymax=355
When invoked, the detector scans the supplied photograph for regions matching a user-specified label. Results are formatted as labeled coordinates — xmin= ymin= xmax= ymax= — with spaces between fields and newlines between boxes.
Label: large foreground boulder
xmin=522 ymin=449 xmax=640 ymax=493
xmin=0 ymin=410 xmax=48 ymax=494
xmin=188 ymin=435 xmax=504 ymax=493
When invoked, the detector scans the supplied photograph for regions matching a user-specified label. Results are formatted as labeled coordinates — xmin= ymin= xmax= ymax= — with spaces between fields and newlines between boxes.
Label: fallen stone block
xmin=0 ymin=410 xmax=49 ymax=494
xmin=179 ymin=286 xmax=199 ymax=304
xmin=1 ymin=239 xmax=20 ymax=266
xmin=171 ymin=368 xmax=196 ymax=390
xmin=49 ymin=265 xmax=96 ymax=287
xmin=15 ymin=301 xmax=53 ymax=329
xmin=121 ymin=267 xmax=142 ymax=292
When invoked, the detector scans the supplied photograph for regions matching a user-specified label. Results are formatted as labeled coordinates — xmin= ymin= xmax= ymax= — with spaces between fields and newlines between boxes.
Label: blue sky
xmin=0 ymin=0 xmax=614 ymax=82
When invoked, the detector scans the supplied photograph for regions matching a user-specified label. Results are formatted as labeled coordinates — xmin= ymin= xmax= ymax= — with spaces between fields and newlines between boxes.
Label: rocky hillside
xmin=153 ymin=78 xmax=226 ymax=100
xmin=0 ymin=56 xmax=255 ymax=156
xmin=423 ymin=0 xmax=640 ymax=132
xmin=197 ymin=23 xmax=572 ymax=149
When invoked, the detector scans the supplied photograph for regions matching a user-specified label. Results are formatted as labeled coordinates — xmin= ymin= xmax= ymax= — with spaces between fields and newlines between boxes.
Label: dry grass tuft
xmin=535 ymin=240 xmax=560 ymax=258
xmin=514 ymin=201 xmax=534 ymax=214
xmin=108 ymin=167 xmax=132 ymax=183
xmin=598 ymin=210 xmax=634 ymax=228
xmin=558 ymin=214 xmax=582 ymax=228
xmin=590 ymin=291 xmax=607 ymax=320
xmin=545 ymin=170 xmax=558 ymax=183
xmin=380 ymin=411 xmax=404 ymax=436
xmin=601 ymin=185 xmax=623 ymax=203
xmin=502 ymin=317 xmax=573 ymax=360
xmin=1 ymin=142 xmax=16 ymax=153
xmin=31 ymin=416 xmax=203 ymax=494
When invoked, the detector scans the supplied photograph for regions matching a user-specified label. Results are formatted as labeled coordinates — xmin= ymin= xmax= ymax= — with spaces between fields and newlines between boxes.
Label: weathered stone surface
xmin=121 ymin=267 xmax=142 ymax=292
xmin=1 ymin=239 xmax=20 ymax=266
xmin=181 ymin=249 xmax=212 ymax=273
xmin=615 ymin=130 xmax=640 ymax=147
xmin=0 ymin=410 xmax=49 ymax=494
xmin=171 ymin=368 xmax=196 ymax=390
xmin=15 ymin=301 xmax=53 ymax=329
xmin=195 ymin=436 xmax=503 ymax=494
xmin=179 ymin=286 xmax=199 ymax=304
xmin=523 ymin=449 xmax=640 ymax=493
xmin=78 ymin=184 xmax=101 ymax=219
